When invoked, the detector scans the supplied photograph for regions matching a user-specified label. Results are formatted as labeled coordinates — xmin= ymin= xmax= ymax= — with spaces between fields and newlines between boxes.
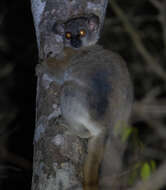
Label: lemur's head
xmin=52 ymin=14 xmax=100 ymax=49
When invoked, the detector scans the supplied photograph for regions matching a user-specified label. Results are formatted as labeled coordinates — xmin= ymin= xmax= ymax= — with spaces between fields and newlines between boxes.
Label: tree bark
xmin=30 ymin=0 xmax=108 ymax=189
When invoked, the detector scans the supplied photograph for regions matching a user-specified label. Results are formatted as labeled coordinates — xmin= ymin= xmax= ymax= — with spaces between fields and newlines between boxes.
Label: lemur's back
xmin=63 ymin=45 xmax=133 ymax=131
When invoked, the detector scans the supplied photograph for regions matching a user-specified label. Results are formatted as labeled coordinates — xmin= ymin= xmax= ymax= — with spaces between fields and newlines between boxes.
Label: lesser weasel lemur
xmin=41 ymin=14 xmax=133 ymax=190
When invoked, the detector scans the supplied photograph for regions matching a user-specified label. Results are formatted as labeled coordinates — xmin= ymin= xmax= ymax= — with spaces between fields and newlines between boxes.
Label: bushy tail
xmin=99 ymin=135 xmax=126 ymax=190
xmin=83 ymin=133 xmax=126 ymax=190
xmin=83 ymin=133 xmax=106 ymax=190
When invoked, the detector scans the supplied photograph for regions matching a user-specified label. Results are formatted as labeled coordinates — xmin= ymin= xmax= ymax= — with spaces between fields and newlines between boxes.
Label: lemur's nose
xmin=71 ymin=35 xmax=82 ymax=48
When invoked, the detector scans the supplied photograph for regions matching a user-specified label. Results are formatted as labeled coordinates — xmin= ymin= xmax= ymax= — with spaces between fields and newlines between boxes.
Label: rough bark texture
xmin=31 ymin=0 xmax=108 ymax=189
xmin=32 ymin=71 xmax=86 ymax=190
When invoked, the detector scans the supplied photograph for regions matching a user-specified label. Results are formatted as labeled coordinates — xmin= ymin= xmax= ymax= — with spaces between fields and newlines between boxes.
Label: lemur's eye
xmin=80 ymin=29 xmax=86 ymax=37
xmin=65 ymin=32 xmax=72 ymax=39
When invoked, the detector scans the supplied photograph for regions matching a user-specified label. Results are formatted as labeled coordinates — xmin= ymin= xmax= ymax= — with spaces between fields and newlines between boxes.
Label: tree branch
xmin=110 ymin=0 xmax=166 ymax=81
xmin=149 ymin=0 xmax=166 ymax=55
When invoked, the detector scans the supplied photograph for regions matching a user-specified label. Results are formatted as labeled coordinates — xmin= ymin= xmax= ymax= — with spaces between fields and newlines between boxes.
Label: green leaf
xmin=121 ymin=126 xmax=133 ymax=142
xmin=150 ymin=160 xmax=156 ymax=172
xmin=128 ymin=162 xmax=141 ymax=185
xmin=140 ymin=162 xmax=151 ymax=180
xmin=128 ymin=169 xmax=138 ymax=185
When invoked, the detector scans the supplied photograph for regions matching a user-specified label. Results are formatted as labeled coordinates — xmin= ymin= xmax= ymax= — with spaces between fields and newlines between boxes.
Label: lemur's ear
xmin=87 ymin=14 xmax=100 ymax=32
xmin=52 ymin=22 xmax=65 ymax=35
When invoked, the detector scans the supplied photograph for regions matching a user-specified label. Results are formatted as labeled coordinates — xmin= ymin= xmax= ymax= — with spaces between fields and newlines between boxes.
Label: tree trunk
xmin=30 ymin=0 xmax=108 ymax=189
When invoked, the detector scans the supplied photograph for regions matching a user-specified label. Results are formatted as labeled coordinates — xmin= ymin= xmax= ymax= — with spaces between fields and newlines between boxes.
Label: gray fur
xmin=61 ymin=45 xmax=133 ymax=138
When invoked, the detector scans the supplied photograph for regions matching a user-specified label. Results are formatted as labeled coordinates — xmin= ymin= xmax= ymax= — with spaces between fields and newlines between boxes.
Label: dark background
xmin=0 ymin=0 xmax=166 ymax=189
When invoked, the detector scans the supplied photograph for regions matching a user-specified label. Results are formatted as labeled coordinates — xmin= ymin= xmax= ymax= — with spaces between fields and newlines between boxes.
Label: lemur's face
xmin=53 ymin=15 xmax=100 ymax=49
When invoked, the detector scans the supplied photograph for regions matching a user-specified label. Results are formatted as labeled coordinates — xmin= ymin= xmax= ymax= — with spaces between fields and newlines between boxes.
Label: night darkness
xmin=0 ymin=0 xmax=166 ymax=189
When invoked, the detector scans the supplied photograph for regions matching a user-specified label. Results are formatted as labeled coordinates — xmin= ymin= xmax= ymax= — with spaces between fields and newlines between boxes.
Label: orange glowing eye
xmin=65 ymin=32 xmax=72 ymax=39
xmin=80 ymin=29 xmax=86 ymax=37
